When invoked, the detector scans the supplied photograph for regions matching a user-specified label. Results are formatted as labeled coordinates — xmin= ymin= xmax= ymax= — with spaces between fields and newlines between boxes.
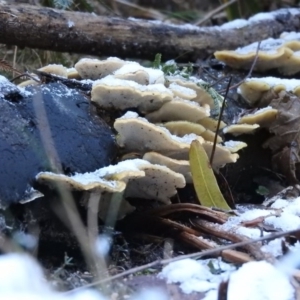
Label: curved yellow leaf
xmin=189 ymin=139 xmax=231 ymax=210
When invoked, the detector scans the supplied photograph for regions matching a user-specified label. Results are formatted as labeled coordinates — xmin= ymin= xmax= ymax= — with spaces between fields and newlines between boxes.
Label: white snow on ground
xmin=159 ymin=196 xmax=300 ymax=299
xmin=227 ymin=261 xmax=294 ymax=300
xmin=0 ymin=253 xmax=107 ymax=300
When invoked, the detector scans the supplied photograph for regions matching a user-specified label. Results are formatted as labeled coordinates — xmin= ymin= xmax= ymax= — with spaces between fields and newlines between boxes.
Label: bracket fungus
xmin=91 ymin=76 xmax=172 ymax=113
xmin=114 ymin=111 xmax=195 ymax=156
xmin=113 ymin=63 xmax=165 ymax=85
xmin=214 ymin=32 xmax=300 ymax=75
xmin=145 ymin=98 xmax=210 ymax=123
xmin=238 ymin=107 xmax=278 ymax=128
xmin=143 ymin=152 xmax=192 ymax=183
xmin=223 ymin=124 xmax=260 ymax=136
xmin=37 ymin=158 xmax=185 ymax=218
xmin=114 ymin=111 xmax=240 ymax=168
xmin=168 ymin=82 xmax=197 ymax=100
xmin=38 ymin=64 xmax=68 ymax=78
xmin=1 ymin=56 xmax=248 ymax=221
xmin=162 ymin=121 xmax=222 ymax=143
xmin=238 ymin=77 xmax=300 ymax=105
xmin=166 ymin=75 xmax=220 ymax=109
xmin=75 ymin=57 xmax=128 ymax=80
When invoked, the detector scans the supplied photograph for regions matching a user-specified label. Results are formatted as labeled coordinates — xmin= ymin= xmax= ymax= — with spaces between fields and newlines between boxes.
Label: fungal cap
xmin=168 ymin=82 xmax=197 ymax=100
xmin=75 ymin=57 xmax=127 ymax=80
xmin=167 ymin=75 xmax=216 ymax=108
xmin=238 ymin=107 xmax=278 ymax=127
xmin=124 ymin=161 xmax=186 ymax=204
xmin=202 ymin=141 xmax=239 ymax=167
xmin=114 ymin=111 xmax=202 ymax=157
xmin=145 ymin=98 xmax=210 ymax=123
xmin=114 ymin=63 xmax=165 ymax=84
xmin=36 ymin=171 xmax=126 ymax=193
xmin=163 ymin=120 xmax=222 ymax=143
xmin=143 ymin=151 xmax=192 ymax=183
xmin=197 ymin=117 xmax=227 ymax=132
xmin=38 ymin=64 xmax=68 ymax=77
xmin=223 ymin=124 xmax=260 ymax=136
xmin=223 ymin=140 xmax=248 ymax=153
xmin=91 ymin=76 xmax=172 ymax=113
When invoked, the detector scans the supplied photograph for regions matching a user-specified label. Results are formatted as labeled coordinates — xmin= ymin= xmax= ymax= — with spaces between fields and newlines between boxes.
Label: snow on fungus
xmin=124 ymin=162 xmax=186 ymax=204
xmin=162 ymin=120 xmax=223 ymax=143
xmin=36 ymin=172 xmax=133 ymax=221
xmin=114 ymin=67 xmax=149 ymax=85
xmin=38 ymin=64 xmax=68 ymax=77
xmin=114 ymin=62 xmax=165 ymax=85
xmin=238 ymin=107 xmax=278 ymax=127
xmin=114 ymin=111 xmax=201 ymax=157
xmin=168 ymin=82 xmax=197 ymax=100
xmin=214 ymin=32 xmax=300 ymax=75
xmin=223 ymin=140 xmax=248 ymax=153
xmin=238 ymin=79 xmax=273 ymax=105
xmin=223 ymin=124 xmax=260 ymax=136
xmin=167 ymin=75 xmax=217 ymax=108
xmin=91 ymin=75 xmax=172 ymax=113
xmin=36 ymin=171 xmax=126 ymax=194
xmin=143 ymin=151 xmax=192 ymax=183
xmin=239 ymin=77 xmax=300 ymax=105
xmin=75 ymin=57 xmax=127 ymax=80
xmin=145 ymin=98 xmax=210 ymax=123
xmin=214 ymin=38 xmax=292 ymax=71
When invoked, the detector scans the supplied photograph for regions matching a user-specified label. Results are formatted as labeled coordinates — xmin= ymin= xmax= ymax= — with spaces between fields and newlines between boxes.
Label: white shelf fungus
xmin=37 ymin=158 xmax=185 ymax=207
xmin=215 ymin=32 xmax=300 ymax=75
xmin=162 ymin=121 xmax=222 ymax=143
xmin=238 ymin=77 xmax=300 ymax=105
xmin=167 ymin=75 xmax=219 ymax=108
xmin=114 ymin=111 xmax=198 ymax=157
xmin=145 ymin=98 xmax=210 ymax=123
xmin=75 ymin=57 xmax=127 ymax=79
xmin=168 ymin=82 xmax=197 ymax=100
xmin=38 ymin=64 xmax=68 ymax=77
xmin=223 ymin=124 xmax=260 ymax=136
xmin=115 ymin=111 xmax=240 ymax=167
xmin=238 ymin=107 xmax=278 ymax=127
xmin=197 ymin=117 xmax=227 ymax=132
xmin=143 ymin=152 xmax=192 ymax=184
xmin=91 ymin=76 xmax=172 ymax=113
xmin=114 ymin=62 xmax=165 ymax=85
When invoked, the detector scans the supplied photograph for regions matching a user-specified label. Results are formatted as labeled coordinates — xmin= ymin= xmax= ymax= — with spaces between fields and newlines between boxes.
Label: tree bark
xmin=0 ymin=4 xmax=300 ymax=61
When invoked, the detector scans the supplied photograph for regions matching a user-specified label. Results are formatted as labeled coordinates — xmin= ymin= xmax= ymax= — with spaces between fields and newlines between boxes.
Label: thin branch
xmin=210 ymin=76 xmax=232 ymax=166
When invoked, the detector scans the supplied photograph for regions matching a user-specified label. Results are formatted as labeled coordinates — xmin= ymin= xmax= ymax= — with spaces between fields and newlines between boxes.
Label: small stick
xmin=210 ymin=76 xmax=232 ymax=166
xmin=220 ymin=41 xmax=262 ymax=93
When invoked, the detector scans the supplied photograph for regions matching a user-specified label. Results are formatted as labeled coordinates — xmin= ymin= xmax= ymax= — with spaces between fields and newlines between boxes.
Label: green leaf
xmin=152 ymin=53 xmax=162 ymax=69
xmin=189 ymin=139 xmax=231 ymax=210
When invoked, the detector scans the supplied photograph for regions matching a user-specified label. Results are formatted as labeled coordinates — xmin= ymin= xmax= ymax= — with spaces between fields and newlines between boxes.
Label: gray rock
xmin=0 ymin=81 xmax=117 ymax=208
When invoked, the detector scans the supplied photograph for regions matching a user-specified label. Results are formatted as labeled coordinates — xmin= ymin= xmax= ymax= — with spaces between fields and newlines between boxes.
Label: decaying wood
xmin=0 ymin=4 xmax=300 ymax=60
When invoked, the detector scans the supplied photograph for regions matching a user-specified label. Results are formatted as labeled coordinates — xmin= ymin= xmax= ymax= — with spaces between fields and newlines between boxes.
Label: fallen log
xmin=0 ymin=4 xmax=300 ymax=60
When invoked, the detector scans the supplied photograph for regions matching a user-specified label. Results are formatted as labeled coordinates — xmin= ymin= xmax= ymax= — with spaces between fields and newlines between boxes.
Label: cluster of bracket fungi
xmin=16 ymin=57 xmax=255 ymax=220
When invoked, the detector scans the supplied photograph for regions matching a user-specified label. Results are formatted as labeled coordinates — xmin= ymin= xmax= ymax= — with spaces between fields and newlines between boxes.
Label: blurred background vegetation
xmin=2 ymin=0 xmax=300 ymax=75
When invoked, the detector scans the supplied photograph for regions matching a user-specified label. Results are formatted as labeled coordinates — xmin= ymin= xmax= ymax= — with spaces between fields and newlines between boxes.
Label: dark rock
xmin=0 ymin=81 xmax=117 ymax=208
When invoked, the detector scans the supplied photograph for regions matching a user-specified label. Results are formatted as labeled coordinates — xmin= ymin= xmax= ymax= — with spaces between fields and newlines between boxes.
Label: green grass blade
xmin=189 ymin=139 xmax=231 ymax=210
